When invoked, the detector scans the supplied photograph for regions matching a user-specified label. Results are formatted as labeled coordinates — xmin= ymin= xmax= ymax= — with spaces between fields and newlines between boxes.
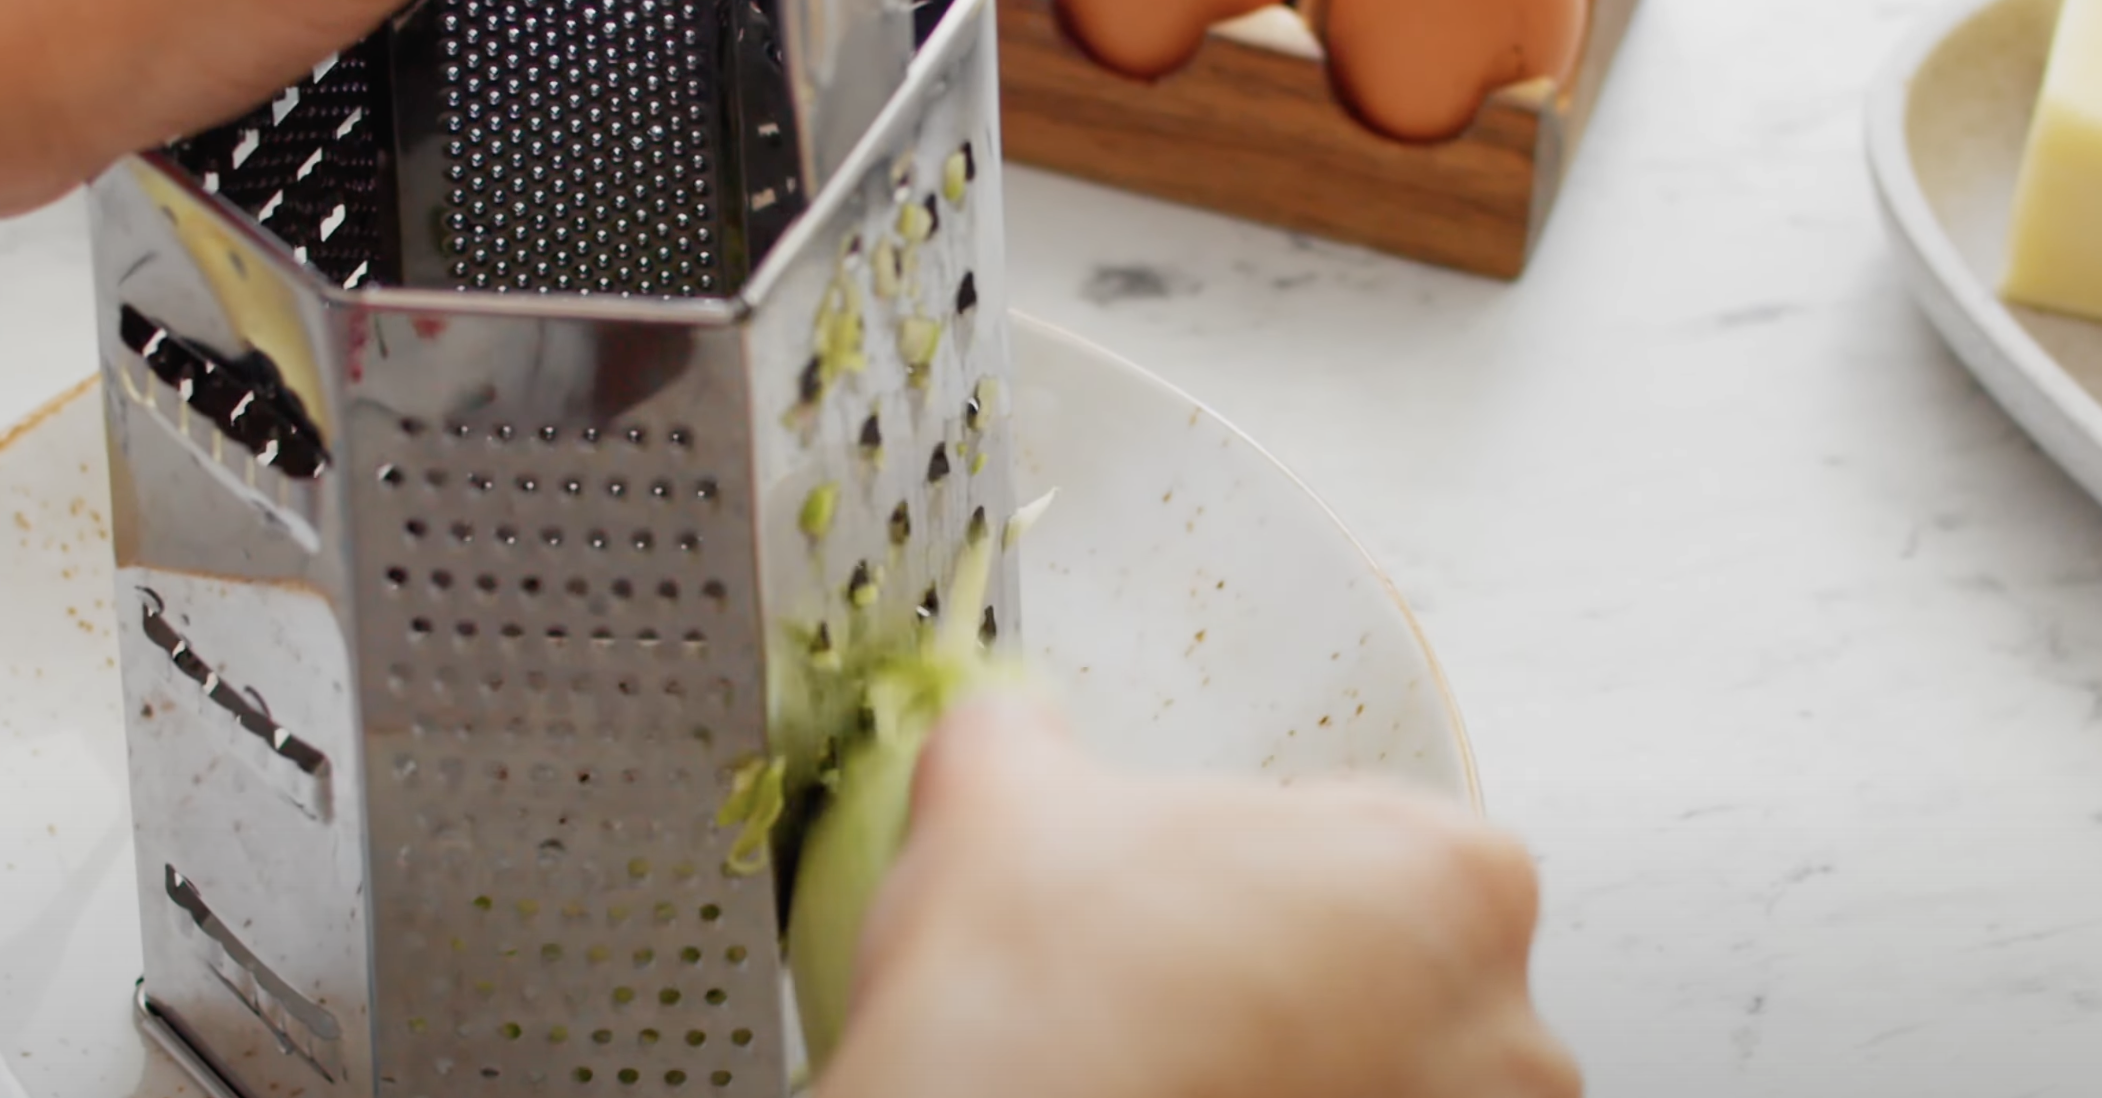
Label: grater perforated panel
xmin=348 ymin=378 xmax=781 ymax=1096
xmin=89 ymin=4 xmax=1011 ymax=1098
xmin=404 ymin=0 xmax=733 ymax=295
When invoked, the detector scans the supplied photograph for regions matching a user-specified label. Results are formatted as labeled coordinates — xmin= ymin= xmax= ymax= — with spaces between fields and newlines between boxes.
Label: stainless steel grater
xmin=84 ymin=2 xmax=1018 ymax=1097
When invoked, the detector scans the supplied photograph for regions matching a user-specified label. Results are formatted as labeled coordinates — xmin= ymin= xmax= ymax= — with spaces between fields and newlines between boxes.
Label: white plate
xmin=0 ymin=312 xmax=1472 ymax=1097
xmin=1868 ymin=0 xmax=2102 ymax=505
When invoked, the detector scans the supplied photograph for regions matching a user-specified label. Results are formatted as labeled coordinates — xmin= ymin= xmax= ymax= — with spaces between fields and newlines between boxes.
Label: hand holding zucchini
xmin=784 ymin=527 xmax=1038 ymax=1072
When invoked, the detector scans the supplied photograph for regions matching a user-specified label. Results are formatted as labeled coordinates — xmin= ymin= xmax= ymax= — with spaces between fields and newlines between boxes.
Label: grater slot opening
xmin=913 ymin=0 xmax=956 ymax=46
xmin=135 ymin=589 xmax=335 ymax=822
xmin=165 ymin=865 xmax=347 ymax=1082
xmin=138 ymin=589 xmax=331 ymax=779
xmin=118 ymin=305 xmax=332 ymax=479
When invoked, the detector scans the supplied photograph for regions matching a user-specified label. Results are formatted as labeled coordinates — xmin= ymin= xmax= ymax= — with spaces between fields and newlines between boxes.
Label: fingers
xmin=851 ymin=690 xmax=1082 ymax=1007
xmin=0 ymin=0 xmax=403 ymax=216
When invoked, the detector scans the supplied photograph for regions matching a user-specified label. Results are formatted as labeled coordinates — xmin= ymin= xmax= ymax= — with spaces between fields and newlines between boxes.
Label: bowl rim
xmin=0 ymin=313 xmax=1484 ymax=814
xmin=1009 ymin=312 xmax=1483 ymax=812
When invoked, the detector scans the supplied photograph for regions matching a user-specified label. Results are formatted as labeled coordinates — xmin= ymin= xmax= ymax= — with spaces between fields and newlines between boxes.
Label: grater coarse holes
xmin=87 ymin=2 xmax=1014 ymax=1098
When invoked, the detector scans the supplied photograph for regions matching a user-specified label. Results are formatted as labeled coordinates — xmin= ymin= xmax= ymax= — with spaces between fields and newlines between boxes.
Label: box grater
xmin=84 ymin=1 xmax=1019 ymax=1096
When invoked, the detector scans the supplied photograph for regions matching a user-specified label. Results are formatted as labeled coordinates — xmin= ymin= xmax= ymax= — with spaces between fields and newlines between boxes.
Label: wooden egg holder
xmin=996 ymin=0 xmax=1643 ymax=279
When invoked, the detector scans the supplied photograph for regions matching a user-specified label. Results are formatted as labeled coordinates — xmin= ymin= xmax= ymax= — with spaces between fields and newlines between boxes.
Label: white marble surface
xmin=4 ymin=0 xmax=2102 ymax=1093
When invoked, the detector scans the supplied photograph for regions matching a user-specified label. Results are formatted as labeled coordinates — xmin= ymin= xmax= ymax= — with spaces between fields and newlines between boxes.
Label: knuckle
xmin=1515 ymin=1030 xmax=1585 ymax=1098
xmin=1450 ymin=823 xmax=1539 ymax=898
xmin=1406 ymin=824 xmax=1542 ymax=956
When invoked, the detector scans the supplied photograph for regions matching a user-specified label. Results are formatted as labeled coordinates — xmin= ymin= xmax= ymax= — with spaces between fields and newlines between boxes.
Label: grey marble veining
xmin=1000 ymin=0 xmax=2102 ymax=1093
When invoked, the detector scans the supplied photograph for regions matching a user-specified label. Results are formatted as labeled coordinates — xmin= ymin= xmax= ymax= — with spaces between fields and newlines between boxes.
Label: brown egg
xmin=1307 ymin=0 xmax=1589 ymax=142
xmin=1056 ymin=0 xmax=1277 ymax=79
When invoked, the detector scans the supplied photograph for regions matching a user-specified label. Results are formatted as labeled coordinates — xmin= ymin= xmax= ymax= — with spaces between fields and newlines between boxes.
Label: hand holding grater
xmin=86 ymin=2 xmax=1019 ymax=1096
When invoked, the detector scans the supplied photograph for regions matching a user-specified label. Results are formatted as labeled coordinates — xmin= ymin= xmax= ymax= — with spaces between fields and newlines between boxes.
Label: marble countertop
xmin=4 ymin=0 xmax=2100 ymax=1093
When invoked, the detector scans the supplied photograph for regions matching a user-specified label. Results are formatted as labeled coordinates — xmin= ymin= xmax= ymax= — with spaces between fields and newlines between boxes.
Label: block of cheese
xmin=2004 ymin=0 xmax=2102 ymax=321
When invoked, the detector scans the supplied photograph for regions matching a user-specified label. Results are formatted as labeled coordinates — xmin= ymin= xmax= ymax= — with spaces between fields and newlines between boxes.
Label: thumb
xmin=909 ymin=687 xmax=1083 ymax=825
xmin=840 ymin=690 xmax=1081 ymax=1031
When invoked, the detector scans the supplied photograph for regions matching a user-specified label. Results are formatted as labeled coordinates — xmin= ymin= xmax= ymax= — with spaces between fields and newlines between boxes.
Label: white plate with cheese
xmin=1868 ymin=0 xmax=2102 ymax=505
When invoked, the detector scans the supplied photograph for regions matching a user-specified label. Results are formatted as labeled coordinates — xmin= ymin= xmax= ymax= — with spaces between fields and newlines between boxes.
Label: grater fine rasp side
xmin=86 ymin=3 xmax=1014 ymax=1098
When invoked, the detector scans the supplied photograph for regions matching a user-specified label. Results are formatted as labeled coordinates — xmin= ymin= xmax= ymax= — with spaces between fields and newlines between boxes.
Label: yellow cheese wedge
xmin=2004 ymin=0 xmax=2102 ymax=322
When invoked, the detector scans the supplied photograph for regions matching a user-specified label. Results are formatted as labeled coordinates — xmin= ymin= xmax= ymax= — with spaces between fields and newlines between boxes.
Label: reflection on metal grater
xmin=84 ymin=2 xmax=1020 ymax=1097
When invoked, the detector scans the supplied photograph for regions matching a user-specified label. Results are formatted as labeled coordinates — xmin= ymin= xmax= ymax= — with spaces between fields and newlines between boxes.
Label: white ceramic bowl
xmin=0 ymin=312 xmax=1473 ymax=1097
xmin=1868 ymin=0 xmax=2102 ymax=506
xmin=1011 ymin=316 xmax=1475 ymax=793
